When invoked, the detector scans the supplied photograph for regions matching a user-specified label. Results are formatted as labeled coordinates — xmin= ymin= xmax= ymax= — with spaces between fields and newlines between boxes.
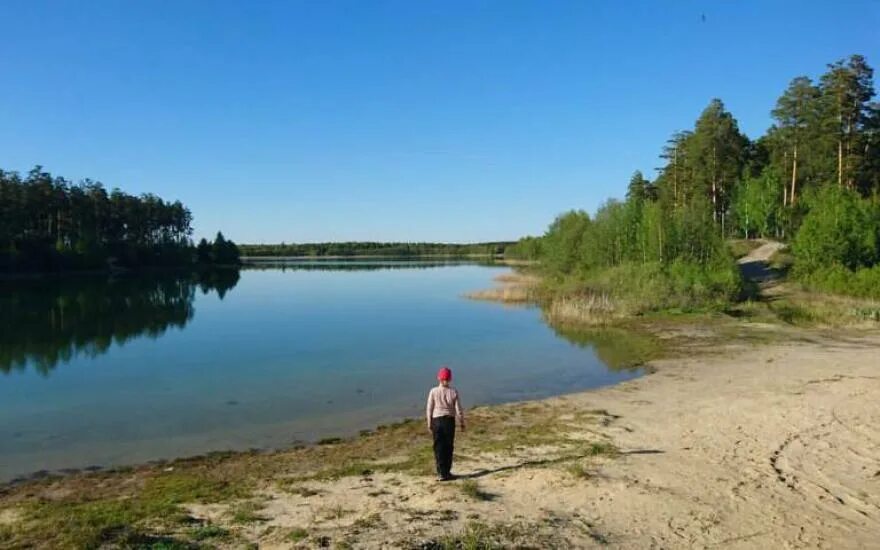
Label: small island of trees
xmin=0 ymin=167 xmax=240 ymax=273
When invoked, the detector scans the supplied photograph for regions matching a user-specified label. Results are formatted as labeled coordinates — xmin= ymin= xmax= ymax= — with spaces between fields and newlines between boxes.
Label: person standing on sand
xmin=426 ymin=366 xmax=465 ymax=481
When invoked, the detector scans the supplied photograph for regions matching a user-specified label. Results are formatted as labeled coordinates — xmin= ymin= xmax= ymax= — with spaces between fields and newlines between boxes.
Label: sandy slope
xmin=556 ymin=333 xmax=880 ymax=549
xmin=181 ymin=330 xmax=880 ymax=548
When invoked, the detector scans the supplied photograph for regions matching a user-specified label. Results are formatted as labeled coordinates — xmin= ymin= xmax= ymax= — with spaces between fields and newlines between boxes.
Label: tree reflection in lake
xmin=242 ymin=258 xmax=500 ymax=271
xmin=545 ymin=322 xmax=659 ymax=371
xmin=0 ymin=269 xmax=240 ymax=375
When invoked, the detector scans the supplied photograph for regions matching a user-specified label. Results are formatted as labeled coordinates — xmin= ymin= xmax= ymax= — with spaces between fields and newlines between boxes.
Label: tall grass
xmin=465 ymin=285 xmax=534 ymax=303
xmin=797 ymin=264 xmax=880 ymax=299
xmin=465 ymin=270 xmax=541 ymax=303
xmin=546 ymin=260 xmax=741 ymax=324
xmin=545 ymin=293 xmax=618 ymax=326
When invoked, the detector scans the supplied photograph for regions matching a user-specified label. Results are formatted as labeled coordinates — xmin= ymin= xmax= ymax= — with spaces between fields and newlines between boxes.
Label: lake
xmin=0 ymin=262 xmax=642 ymax=482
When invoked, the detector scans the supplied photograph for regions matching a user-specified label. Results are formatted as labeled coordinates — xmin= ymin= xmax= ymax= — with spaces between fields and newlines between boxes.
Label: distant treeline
xmin=239 ymin=241 xmax=512 ymax=257
xmin=507 ymin=54 xmax=880 ymax=303
xmin=0 ymin=166 xmax=240 ymax=272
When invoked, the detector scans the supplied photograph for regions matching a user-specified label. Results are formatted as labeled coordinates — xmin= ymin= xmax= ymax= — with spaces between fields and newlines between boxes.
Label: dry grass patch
xmin=493 ymin=272 xmax=541 ymax=285
xmin=769 ymin=287 xmax=880 ymax=326
xmin=287 ymin=526 xmax=309 ymax=542
xmin=316 ymin=503 xmax=354 ymax=522
xmin=466 ymin=270 xmax=542 ymax=304
xmin=465 ymin=285 xmax=535 ymax=303
xmin=566 ymin=461 xmax=593 ymax=480
xmin=545 ymin=292 xmax=620 ymax=326
xmin=458 ymin=480 xmax=496 ymax=502
xmin=351 ymin=512 xmax=385 ymax=531
xmin=229 ymin=500 xmax=269 ymax=524
xmin=421 ymin=520 xmax=569 ymax=549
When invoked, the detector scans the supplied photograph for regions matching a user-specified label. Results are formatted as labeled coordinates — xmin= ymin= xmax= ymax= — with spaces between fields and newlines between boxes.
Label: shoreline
xmin=0 ymin=361 xmax=644 ymax=486
xmin=241 ymin=254 xmax=506 ymax=261
xmin=3 ymin=318 xmax=878 ymax=547
xmin=0 ymin=317 xmax=650 ymax=485
xmin=0 ymin=263 xmax=242 ymax=281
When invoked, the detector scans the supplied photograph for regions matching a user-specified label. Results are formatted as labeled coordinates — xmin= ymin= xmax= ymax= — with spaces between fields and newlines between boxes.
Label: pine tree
xmin=771 ymin=76 xmax=820 ymax=206
xmin=685 ymin=99 xmax=749 ymax=234
xmin=819 ymin=55 xmax=876 ymax=190
xmin=626 ymin=171 xmax=649 ymax=203
xmin=196 ymin=238 xmax=212 ymax=264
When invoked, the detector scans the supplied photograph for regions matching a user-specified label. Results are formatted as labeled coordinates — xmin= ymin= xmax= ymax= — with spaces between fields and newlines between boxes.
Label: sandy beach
xmin=2 ymin=323 xmax=879 ymax=548
xmin=234 ymin=328 xmax=880 ymax=548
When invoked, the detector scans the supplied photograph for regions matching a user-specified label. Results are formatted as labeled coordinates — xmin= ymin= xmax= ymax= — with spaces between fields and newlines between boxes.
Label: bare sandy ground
xmin=177 ymin=329 xmax=880 ymax=548
xmin=546 ymin=333 xmax=880 ymax=549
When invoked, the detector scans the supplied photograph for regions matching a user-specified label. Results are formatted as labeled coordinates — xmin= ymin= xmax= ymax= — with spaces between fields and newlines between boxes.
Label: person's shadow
xmin=455 ymin=449 xmax=664 ymax=480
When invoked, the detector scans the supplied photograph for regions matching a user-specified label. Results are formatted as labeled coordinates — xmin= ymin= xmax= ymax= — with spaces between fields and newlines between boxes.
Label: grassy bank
xmin=467 ymin=259 xmax=741 ymax=327
xmin=469 ymin=261 xmax=880 ymax=330
xmin=0 ymin=393 xmax=631 ymax=548
xmin=484 ymin=227 xmax=880 ymax=330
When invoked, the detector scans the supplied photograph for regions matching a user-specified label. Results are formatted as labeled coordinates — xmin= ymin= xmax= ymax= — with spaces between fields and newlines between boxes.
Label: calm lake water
xmin=0 ymin=262 xmax=642 ymax=481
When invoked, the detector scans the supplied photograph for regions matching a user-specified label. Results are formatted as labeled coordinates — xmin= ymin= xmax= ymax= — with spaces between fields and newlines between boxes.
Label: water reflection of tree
xmin=242 ymin=259 xmax=500 ymax=272
xmin=0 ymin=270 xmax=240 ymax=375
xmin=195 ymin=268 xmax=240 ymax=299
xmin=546 ymin=322 xmax=656 ymax=371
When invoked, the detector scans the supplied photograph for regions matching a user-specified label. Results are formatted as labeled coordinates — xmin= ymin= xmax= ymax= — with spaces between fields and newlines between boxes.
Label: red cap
xmin=437 ymin=366 xmax=452 ymax=381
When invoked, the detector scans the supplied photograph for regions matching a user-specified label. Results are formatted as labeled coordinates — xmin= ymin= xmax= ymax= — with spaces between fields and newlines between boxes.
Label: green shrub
xmin=793 ymin=186 xmax=879 ymax=274
xmin=799 ymin=264 xmax=880 ymax=299
xmin=191 ymin=523 xmax=229 ymax=540
xmin=770 ymin=302 xmax=816 ymax=325
xmin=562 ymin=260 xmax=741 ymax=314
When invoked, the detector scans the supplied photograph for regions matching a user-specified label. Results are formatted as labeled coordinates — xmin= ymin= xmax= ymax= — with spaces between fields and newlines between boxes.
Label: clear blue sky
xmin=1 ymin=1 xmax=878 ymax=243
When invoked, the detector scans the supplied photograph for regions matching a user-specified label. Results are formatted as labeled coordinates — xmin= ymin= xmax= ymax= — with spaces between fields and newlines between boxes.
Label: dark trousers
xmin=431 ymin=415 xmax=456 ymax=478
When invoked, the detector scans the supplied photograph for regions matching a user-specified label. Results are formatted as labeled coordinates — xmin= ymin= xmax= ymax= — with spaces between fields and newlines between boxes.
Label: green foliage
xmin=529 ymin=176 xmax=739 ymax=313
xmin=687 ymin=99 xmax=749 ymax=226
xmin=626 ymin=170 xmax=656 ymax=202
xmin=0 ymin=166 xmax=195 ymax=272
xmin=209 ymin=232 xmax=242 ymax=265
xmin=758 ymin=54 xmax=879 ymax=234
xmin=288 ymin=528 xmax=309 ymax=542
xmin=0 ymin=166 xmax=248 ymax=273
xmin=574 ymin=260 xmax=740 ymax=314
xmin=770 ymin=301 xmax=816 ymax=325
xmin=819 ymin=55 xmax=877 ymax=192
xmin=504 ymin=236 xmax=542 ymax=260
xmin=789 ymin=184 xmax=880 ymax=298
xmin=792 ymin=186 xmax=879 ymax=273
xmin=433 ymin=521 xmax=561 ymax=549
xmin=733 ymin=167 xmax=784 ymax=238
xmin=521 ymin=53 xmax=880 ymax=308
xmin=17 ymin=471 xmax=249 ymax=548
xmin=230 ymin=501 xmax=268 ymax=524
xmin=797 ymin=264 xmax=880 ymax=299
xmin=190 ymin=523 xmax=230 ymax=540
xmin=541 ymin=210 xmax=591 ymax=275
xmin=585 ymin=441 xmax=618 ymax=457
xmin=196 ymin=238 xmax=212 ymax=263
